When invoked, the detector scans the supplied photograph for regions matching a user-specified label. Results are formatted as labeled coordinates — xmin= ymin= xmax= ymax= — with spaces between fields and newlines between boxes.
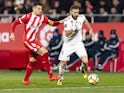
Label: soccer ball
xmin=88 ymin=73 xmax=99 ymax=85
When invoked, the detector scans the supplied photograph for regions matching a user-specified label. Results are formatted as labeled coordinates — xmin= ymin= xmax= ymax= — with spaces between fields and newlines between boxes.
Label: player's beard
xmin=36 ymin=11 xmax=42 ymax=16
xmin=36 ymin=13 xmax=41 ymax=16
xmin=72 ymin=15 xmax=78 ymax=20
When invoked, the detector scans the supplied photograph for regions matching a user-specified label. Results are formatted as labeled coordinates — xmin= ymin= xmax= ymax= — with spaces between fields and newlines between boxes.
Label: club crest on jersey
xmin=71 ymin=20 xmax=73 ymax=24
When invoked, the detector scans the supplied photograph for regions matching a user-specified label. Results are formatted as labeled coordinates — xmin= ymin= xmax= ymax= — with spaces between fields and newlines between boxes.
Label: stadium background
xmin=0 ymin=0 xmax=124 ymax=72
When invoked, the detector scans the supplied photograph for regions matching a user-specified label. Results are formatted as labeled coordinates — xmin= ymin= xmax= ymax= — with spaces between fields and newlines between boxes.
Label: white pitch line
xmin=0 ymin=86 xmax=124 ymax=91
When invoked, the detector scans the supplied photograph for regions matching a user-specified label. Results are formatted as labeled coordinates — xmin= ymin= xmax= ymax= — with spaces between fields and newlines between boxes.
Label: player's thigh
xmin=60 ymin=61 xmax=67 ymax=66
xmin=59 ymin=44 xmax=74 ymax=61
xmin=75 ymin=42 xmax=88 ymax=62
xmin=80 ymin=56 xmax=88 ymax=63
xmin=24 ymin=41 xmax=40 ymax=59
xmin=30 ymin=57 xmax=37 ymax=62
xmin=58 ymin=49 xmax=70 ymax=61
xmin=24 ymin=41 xmax=44 ymax=54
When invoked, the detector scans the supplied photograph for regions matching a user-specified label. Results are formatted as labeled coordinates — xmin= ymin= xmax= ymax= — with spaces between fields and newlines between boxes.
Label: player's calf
xmin=80 ymin=62 xmax=88 ymax=79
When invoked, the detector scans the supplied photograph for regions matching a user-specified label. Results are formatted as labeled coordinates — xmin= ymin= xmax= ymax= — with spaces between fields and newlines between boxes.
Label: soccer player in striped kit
xmin=10 ymin=2 xmax=63 ymax=85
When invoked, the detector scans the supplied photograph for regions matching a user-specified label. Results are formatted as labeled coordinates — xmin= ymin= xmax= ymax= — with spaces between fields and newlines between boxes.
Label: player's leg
xmin=76 ymin=42 xmax=88 ymax=79
xmin=23 ymin=41 xmax=39 ymax=85
xmin=59 ymin=61 xmax=67 ymax=76
xmin=22 ymin=57 xmax=37 ymax=85
xmin=80 ymin=56 xmax=88 ymax=68
xmin=57 ymin=44 xmax=73 ymax=85
xmin=57 ymin=61 xmax=67 ymax=85
xmin=80 ymin=56 xmax=88 ymax=79
xmin=37 ymin=47 xmax=60 ymax=81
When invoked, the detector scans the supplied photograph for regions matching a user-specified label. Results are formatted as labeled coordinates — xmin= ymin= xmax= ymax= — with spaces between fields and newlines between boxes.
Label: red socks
xmin=24 ymin=52 xmax=53 ymax=81
xmin=24 ymin=62 xmax=36 ymax=81
xmin=41 ymin=52 xmax=53 ymax=77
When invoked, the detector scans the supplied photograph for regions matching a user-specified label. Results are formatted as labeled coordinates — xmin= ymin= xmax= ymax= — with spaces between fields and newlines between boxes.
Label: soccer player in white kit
xmin=57 ymin=5 xmax=93 ymax=85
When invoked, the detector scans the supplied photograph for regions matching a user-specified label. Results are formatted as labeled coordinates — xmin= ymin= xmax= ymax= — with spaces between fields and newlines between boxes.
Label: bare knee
xmin=30 ymin=57 xmax=36 ymax=62
xmin=37 ymin=47 xmax=48 ymax=56
xmin=61 ymin=61 xmax=67 ymax=67
xmin=81 ymin=56 xmax=88 ymax=63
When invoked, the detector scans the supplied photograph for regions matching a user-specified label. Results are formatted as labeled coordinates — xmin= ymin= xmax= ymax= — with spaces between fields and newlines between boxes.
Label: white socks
xmin=59 ymin=65 xmax=65 ymax=76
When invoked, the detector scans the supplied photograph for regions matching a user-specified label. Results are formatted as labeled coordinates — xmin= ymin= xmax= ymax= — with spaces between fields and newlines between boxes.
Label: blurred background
xmin=0 ymin=0 xmax=124 ymax=22
xmin=0 ymin=0 xmax=124 ymax=72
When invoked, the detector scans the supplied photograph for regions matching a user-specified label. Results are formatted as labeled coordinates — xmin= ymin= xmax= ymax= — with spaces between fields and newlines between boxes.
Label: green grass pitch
xmin=0 ymin=70 xmax=124 ymax=93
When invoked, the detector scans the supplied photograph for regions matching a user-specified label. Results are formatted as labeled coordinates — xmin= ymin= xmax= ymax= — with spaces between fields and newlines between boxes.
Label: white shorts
xmin=59 ymin=41 xmax=87 ymax=61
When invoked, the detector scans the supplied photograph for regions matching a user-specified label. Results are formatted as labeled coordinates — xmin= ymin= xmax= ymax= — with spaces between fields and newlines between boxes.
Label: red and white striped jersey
xmin=18 ymin=12 xmax=49 ymax=41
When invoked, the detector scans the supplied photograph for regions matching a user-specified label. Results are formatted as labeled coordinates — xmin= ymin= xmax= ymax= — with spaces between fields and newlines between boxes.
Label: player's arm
xmin=48 ymin=20 xmax=64 ymax=26
xmin=84 ymin=19 xmax=93 ymax=34
xmin=43 ymin=15 xmax=64 ymax=26
xmin=65 ymin=29 xmax=75 ymax=37
xmin=64 ymin=19 xmax=77 ymax=38
xmin=10 ymin=19 xmax=21 ymax=41
xmin=10 ymin=14 xmax=29 ymax=41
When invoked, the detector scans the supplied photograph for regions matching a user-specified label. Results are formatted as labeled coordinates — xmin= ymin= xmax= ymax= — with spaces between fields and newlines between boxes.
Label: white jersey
xmin=63 ymin=15 xmax=86 ymax=43
xmin=59 ymin=15 xmax=87 ymax=61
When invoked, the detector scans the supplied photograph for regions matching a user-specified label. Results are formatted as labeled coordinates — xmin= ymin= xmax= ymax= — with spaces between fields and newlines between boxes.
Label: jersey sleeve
xmin=11 ymin=14 xmax=30 ymax=32
xmin=81 ymin=15 xmax=86 ymax=22
xmin=64 ymin=19 xmax=76 ymax=31
xmin=64 ymin=20 xmax=72 ymax=31
xmin=43 ymin=15 xmax=49 ymax=23
xmin=11 ymin=19 xmax=20 ymax=32
xmin=18 ymin=14 xmax=30 ymax=24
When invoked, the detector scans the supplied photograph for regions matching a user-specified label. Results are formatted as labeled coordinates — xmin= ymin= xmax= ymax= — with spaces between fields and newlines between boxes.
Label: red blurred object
xmin=0 ymin=50 xmax=10 ymax=69
xmin=9 ymin=50 xmax=29 ymax=69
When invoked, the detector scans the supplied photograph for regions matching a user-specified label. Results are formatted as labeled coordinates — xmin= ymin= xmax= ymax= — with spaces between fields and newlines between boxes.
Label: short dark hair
xmin=33 ymin=2 xmax=42 ymax=7
xmin=70 ymin=5 xmax=80 ymax=11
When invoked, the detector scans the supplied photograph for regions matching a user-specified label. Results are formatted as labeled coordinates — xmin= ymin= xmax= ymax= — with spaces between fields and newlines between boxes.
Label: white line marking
xmin=0 ymin=86 xmax=124 ymax=91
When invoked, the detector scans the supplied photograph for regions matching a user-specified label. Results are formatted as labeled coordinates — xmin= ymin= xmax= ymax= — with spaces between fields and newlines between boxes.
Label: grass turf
xmin=0 ymin=70 xmax=124 ymax=93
